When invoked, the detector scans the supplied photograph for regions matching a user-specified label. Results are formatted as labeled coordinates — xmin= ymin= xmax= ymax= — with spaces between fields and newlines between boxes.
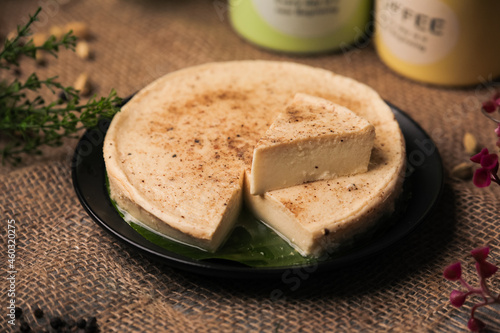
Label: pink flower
xmin=445 ymin=247 xmax=500 ymax=332
xmin=483 ymin=92 xmax=500 ymax=114
xmin=450 ymin=290 xmax=467 ymax=307
xmin=473 ymin=168 xmax=493 ymax=187
xmin=468 ymin=318 xmax=486 ymax=332
xmin=471 ymin=247 xmax=490 ymax=262
xmin=475 ymin=261 xmax=498 ymax=279
xmin=470 ymin=149 xmax=499 ymax=188
xmin=443 ymin=262 xmax=462 ymax=281
xmin=470 ymin=246 xmax=490 ymax=262
xmin=480 ymin=154 xmax=499 ymax=171
xmin=494 ymin=92 xmax=500 ymax=104
xmin=470 ymin=148 xmax=490 ymax=163
xmin=483 ymin=100 xmax=497 ymax=113
xmin=471 ymin=246 xmax=498 ymax=279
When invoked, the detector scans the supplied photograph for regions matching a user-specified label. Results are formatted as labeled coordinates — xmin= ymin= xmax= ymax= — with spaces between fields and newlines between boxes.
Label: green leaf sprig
xmin=0 ymin=7 xmax=122 ymax=165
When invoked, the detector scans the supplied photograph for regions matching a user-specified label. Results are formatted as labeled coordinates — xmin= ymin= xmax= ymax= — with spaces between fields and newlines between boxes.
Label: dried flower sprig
xmin=444 ymin=246 xmax=500 ymax=332
xmin=0 ymin=7 xmax=121 ymax=165
xmin=470 ymin=93 xmax=500 ymax=188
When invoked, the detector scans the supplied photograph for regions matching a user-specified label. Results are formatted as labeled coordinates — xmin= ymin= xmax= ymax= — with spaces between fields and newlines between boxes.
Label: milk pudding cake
xmin=104 ymin=61 xmax=405 ymax=257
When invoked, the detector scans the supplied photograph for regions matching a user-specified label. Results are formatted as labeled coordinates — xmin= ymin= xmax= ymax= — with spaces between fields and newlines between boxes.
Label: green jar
xmin=229 ymin=0 xmax=373 ymax=54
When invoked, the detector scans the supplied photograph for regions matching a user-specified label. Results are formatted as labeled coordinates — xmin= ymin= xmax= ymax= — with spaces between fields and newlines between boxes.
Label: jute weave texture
xmin=1 ymin=1 xmax=499 ymax=332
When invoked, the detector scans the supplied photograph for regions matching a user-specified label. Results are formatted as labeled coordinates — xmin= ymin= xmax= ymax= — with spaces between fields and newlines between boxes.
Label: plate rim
xmin=71 ymin=102 xmax=444 ymax=279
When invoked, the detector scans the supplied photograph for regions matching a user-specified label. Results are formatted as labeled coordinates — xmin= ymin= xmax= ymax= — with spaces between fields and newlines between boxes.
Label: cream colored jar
xmin=375 ymin=0 xmax=500 ymax=86
xmin=229 ymin=0 xmax=372 ymax=54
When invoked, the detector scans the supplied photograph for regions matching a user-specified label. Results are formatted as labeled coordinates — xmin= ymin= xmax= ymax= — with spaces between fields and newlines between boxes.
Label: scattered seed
xmin=451 ymin=162 xmax=473 ymax=180
xmin=33 ymin=307 xmax=44 ymax=318
xmin=18 ymin=304 xmax=97 ymax=332
xmin=50 ymin=317 xmax=64 ymax=329
xmin=57 ymin=90 xmax=68 ymax=103
xmin=463 ymin=132 xmax=479 ymax=155
xmin=76 ymin=41 xmax=91 ymax=59
xmin=34 ymin=50 xmax=46 ymax=65
xmin=67 ymin=319 xmax=76 ymax=328
xmin=86 ymin=316 xmax=98 ymax=333
xmin=14 ymin=307 xmax=23 ymax=318
xmin=65 ymin=21 xmax=90 ymax=40
xmin=74 ymin=72 xmax=91 ymax=96
xmin=31 ymin=33 xmax=46 ymax=47
xmin=31 ymin=33 xmax=47 ymax=65
xmin=49 ymin=25 xmax=64 ymax=40
xmin=6 ymin=30 xmax=17 ymax=41
xmin=20 ymin=321 xmax=31 ymax=332
xmin=76 ymin=318 xmax=87 ymax=328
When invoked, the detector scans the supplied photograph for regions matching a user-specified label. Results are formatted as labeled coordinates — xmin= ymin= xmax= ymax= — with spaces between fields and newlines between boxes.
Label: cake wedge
xmin=249 ymin=93 xmax=375 ymax=195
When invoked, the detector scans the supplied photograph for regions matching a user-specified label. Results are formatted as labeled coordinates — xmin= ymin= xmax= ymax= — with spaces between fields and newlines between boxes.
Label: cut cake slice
xmin=250 ymin=93 xmax=376 ymax=195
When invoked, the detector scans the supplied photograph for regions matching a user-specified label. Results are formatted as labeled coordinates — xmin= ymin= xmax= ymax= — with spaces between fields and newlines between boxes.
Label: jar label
xmin=252 ymin=0 xmax=363 ymax=38
xmin=376 ymin=0 xmax=460 ymax=64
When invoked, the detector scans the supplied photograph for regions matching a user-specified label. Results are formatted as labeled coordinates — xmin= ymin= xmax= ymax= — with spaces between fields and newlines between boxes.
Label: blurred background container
xmin=374 ymin=0 xmax=500 ymax=86
xmin=229 ymin=0 xmax=372 ymax=54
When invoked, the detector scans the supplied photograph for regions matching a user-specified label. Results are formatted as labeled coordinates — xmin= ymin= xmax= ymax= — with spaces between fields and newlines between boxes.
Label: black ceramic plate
xmin=72 ymin=103 xmax=443 ymax=279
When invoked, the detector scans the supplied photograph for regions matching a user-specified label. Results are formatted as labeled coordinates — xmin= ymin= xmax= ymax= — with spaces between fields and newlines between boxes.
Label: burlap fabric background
xmin=1 ymin=1 xmax=500 ymax=332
